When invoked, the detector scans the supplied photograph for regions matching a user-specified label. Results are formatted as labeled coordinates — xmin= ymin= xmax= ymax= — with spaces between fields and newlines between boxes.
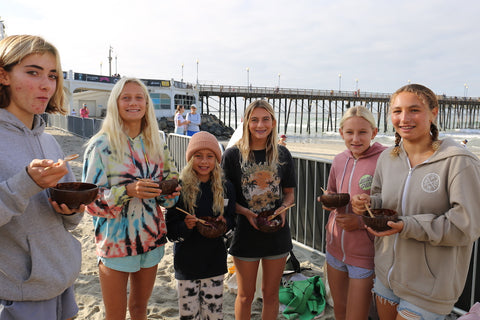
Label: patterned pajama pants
xmin=176 ymin=275 xmax=224 ymax=320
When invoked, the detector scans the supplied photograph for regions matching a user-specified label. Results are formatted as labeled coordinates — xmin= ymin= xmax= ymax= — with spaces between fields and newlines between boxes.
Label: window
xmin=150 ymin=93 xmax=171 ymax=110
xmin=174 ymin=94 xmax=196 ymax=108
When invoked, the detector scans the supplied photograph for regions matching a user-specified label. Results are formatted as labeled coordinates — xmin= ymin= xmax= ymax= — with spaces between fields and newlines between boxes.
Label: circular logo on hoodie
xmin=359 ymin=174 xmax=373 ymax=191
xmin=422 ymin=173 xmax=440 ymax=193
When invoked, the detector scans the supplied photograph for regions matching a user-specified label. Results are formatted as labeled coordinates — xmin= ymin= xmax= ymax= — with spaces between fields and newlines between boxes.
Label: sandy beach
xmin=46 ymin=127 xmax=334 ymax=320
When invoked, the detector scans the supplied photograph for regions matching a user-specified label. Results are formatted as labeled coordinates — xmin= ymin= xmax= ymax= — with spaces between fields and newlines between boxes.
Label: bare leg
xmin=261 ymin=256 xmax=288 ymax=320
xmin=376 ymin=294 xmax=399 ymax=320
xmin=326 ymin=262 xmax=349 ymax=320
xmin=233 ymin=258 xmax=260 ymax=320
xmin=345 ymin=275 xmax=374 ymax=320
xmin=98 ymin=262 xmax=129 ymax=320
xmin=128 ymin=265 xmax=158 ymax=320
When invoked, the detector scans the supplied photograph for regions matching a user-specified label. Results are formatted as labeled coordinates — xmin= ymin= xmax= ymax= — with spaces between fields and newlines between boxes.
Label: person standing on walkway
xmin=351 ymin=84 xmax=480 ymax=319
xmin=83 ymin=77 xmax=180 ymax=320
xmin=174 ymin=105 xmax=190 ymax=135
xmin=166 ymin=131 xmax=236 ymax=319
xmin=186 ymin=104 xmax=201 ymax=136
xmin=0 ymin=34 xmax=84 ymax=320
xmin=321 ymin=106 xmax=386 ymax=320
xmin=222 ymin=100 xmax=296 ymax=320
xmin=80 ymin=103 xmax=89 ymax=118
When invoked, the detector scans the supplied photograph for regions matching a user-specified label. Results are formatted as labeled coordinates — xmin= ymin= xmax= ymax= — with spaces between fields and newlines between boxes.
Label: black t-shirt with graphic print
xmin=221 ymin=145 xmax=296 ymax=257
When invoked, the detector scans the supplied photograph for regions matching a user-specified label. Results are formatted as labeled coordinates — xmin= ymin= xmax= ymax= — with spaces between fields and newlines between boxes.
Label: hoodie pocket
xmin=24 ymin=225 xmax=82 ymax=295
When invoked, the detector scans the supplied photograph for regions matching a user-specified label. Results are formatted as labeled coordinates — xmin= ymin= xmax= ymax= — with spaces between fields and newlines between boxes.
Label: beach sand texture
xmin=46 ymin=127 xmax=334 ymax=319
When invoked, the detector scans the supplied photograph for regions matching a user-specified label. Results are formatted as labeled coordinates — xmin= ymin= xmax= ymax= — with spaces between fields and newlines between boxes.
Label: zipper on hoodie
xmin=341 ymin=158 xmax=357 ymax=262
xmin=387 ymin=164 xmax=413 ymax=287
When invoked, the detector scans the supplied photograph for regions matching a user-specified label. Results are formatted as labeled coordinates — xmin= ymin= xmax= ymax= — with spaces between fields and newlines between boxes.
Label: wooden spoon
xmin=267 ymin=204 xmax=296 ymax=221
xmin=364 ymin=203 xmax=375 ymax=218
xmin=44 ymin=153 xmax=80 ymax=170
xmin=175 ymin=207 xmax=209 ymax=225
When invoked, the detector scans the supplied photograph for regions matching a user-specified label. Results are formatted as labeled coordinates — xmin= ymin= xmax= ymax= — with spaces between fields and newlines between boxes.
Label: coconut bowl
xmin=196 ymin=216 xmax=227 ymax=238
xmin=256 ymin=209 xmax=283 ymax=233
xmin=156 ymin=179 xmax=179 ymax=195
xmin=362 ymin=209 xmax=399 ymax=232
xmin=49 ymin=182 xmax=98 ymax=209
xmin=320 ymin=193 xmax=350 ymax=208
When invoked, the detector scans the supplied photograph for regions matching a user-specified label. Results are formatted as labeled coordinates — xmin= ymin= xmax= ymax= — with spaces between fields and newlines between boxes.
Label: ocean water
xmin=283 ymin=128 xmax=480 ymax=156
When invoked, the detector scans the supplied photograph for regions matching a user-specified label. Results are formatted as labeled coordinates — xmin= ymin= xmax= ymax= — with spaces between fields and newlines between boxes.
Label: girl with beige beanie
xmin=166 ymin=131 xmax=236 ymax=319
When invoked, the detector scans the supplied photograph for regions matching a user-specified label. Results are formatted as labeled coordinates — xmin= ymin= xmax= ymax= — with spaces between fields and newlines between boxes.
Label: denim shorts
xmin=326 ymin=251 xmax=374 ymax=279
xmin=373 ymin=278 xmax=445 ymax=320
xmin=0 ymin=285 xmax=77 ymax=320
xmin=99 ymin=246 xmax=165 ymax=272
xmin=234 ymin=252 xmax=289 ymax=262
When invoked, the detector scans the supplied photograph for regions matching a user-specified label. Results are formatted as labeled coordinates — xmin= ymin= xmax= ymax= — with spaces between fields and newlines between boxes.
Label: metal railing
xmin=44 ymin=114 xmax=477 ymax=314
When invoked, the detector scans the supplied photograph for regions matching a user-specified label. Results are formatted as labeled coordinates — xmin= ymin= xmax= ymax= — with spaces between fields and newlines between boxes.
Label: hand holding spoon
xmin=44 ymin=153 xmax=80 ymax=171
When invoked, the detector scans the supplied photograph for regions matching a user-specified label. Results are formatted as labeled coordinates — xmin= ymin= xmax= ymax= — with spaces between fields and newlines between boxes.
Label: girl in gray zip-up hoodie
xmin=0 ymin=35 xmax=84 ymax=320
xmin=352 ymin=84 xmax=480 ymax=318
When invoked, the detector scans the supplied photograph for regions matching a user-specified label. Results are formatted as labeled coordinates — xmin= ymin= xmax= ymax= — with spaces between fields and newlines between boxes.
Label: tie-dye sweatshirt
xmin=82 ymin=133 xmax=178 ymax=258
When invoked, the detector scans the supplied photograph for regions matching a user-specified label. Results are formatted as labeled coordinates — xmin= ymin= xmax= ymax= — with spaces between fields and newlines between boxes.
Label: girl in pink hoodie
xmin=320 ymin=106 xmax=386 ymax=320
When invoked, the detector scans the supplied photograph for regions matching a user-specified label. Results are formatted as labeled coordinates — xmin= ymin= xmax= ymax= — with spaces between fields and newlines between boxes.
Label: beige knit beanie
xmin=185 ymin=131 xmax=222 ymax=162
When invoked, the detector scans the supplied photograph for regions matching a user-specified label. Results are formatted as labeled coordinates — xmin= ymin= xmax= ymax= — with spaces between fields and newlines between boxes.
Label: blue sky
xmin=1 ymin=0 xmax=479 ymax=97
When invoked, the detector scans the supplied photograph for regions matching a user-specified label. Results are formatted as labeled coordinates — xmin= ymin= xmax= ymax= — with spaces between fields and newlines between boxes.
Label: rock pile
xmin=157 ymin=113 xmax=235 ymax=140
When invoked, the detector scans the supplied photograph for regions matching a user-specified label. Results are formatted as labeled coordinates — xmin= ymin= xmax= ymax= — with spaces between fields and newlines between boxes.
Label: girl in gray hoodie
xmin=352 ymin=84 xmax=480 ymax=319
xmin=0 ymin=35 xmax=84 ymax=320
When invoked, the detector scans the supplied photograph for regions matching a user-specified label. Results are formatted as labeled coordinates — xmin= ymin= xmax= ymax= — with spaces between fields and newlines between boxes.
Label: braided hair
xmin=390 ymin=84 xmax=440 ymax=157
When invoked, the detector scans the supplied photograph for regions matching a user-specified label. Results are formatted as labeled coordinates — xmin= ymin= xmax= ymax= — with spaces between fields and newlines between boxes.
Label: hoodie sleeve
xmin=166 ymin=202 xmax=192 ymax=242
xmin=401 ymin=156 xmax=480 ymax=246
xmin=0 ymin=168 xmax=44 ymax=226
xmin=82 ymin=139 xmax=131 ymax=219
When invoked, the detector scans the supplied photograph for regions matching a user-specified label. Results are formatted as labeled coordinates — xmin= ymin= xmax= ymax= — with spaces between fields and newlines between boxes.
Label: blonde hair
xmin=340 ymin=105 xmax=377 ymax=129
xmin=179 ymin=159 xmax=225 ymax=216
xmin=389 ymin=84 xmax=440 ymax=157
xmin=0 ymin=35 xmax=66 ymax=114
xmin=87 ymin=77 xmax=164 ymax=162
xmin=237 ymin=100 xmax=279 ymax=168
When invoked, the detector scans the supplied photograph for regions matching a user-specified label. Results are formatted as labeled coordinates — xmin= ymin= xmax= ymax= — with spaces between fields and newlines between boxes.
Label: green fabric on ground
xmin=279 ymin=275 xmax=326 ymax=320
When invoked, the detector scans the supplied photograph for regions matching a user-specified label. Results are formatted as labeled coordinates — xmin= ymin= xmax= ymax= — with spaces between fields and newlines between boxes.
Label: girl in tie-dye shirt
xmin=83 ymin=77 xmax=179 ymax=320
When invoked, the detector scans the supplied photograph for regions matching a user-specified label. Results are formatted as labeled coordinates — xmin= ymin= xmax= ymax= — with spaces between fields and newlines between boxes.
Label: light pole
xmin=115 ymin=55 xmax=118 ymax=76
xmin=181 ymin=63 xmax=184 ymax=82
xmin=278 ymin=73 xmax=281 ymax=88
xmin=338 ymin=73 xmax=342 ymax=92
xmin=108 ymin=45 xmax=113 ymax=77
xmin=355 ymin=78 xmax=358 ymax=91
xmin=196 ymin=60 xmax=199 ymax=85
xmin=464 ymin=83 xmax=468 ymax=98
xmin=100 ymin=62 xmax=102 ymax=75
xmin=246 ymin=67 xmax=250 ymax=89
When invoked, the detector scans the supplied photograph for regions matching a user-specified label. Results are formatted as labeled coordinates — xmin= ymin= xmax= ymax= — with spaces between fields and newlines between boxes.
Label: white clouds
xmin=1 ymin=0 xmax=479 ymax=96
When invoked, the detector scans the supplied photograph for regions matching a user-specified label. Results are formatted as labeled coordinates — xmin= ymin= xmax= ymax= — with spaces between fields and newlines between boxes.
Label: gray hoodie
xmin=0 ymin=109 xmax=83 ymax=301
xmin=370 ymin=138 xmax=480 ymax=314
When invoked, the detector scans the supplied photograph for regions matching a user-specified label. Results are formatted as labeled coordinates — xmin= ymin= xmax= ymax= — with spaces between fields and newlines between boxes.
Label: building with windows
xmin=64 ymin=70 xmax=199 ymax=119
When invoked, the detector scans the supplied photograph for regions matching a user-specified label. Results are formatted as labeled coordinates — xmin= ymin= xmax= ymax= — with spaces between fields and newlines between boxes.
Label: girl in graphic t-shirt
xmin=222 ymin=100 xmax=296 ymax=320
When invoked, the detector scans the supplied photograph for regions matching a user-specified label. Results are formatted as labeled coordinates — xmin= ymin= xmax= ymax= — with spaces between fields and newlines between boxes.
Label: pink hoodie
xmin=325 ymin=142 xmax=386 ymax=269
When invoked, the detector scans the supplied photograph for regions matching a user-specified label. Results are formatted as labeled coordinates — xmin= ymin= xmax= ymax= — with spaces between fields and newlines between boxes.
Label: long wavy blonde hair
xmin=236 ymin=100 xmax=280 ymax=168
xmin=179 ymin=159 xmax=225 ymax=216
xmin=87 ymin=77 xmax=164 ymax=162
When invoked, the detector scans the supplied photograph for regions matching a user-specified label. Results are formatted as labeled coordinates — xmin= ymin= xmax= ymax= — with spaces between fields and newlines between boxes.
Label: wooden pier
xmin=199 ymin=84 xmax=480 ymax=133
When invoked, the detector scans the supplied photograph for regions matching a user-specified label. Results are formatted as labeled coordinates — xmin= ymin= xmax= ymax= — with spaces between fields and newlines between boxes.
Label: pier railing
xmin=45 ymin=113 xmax=477 ymax=315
